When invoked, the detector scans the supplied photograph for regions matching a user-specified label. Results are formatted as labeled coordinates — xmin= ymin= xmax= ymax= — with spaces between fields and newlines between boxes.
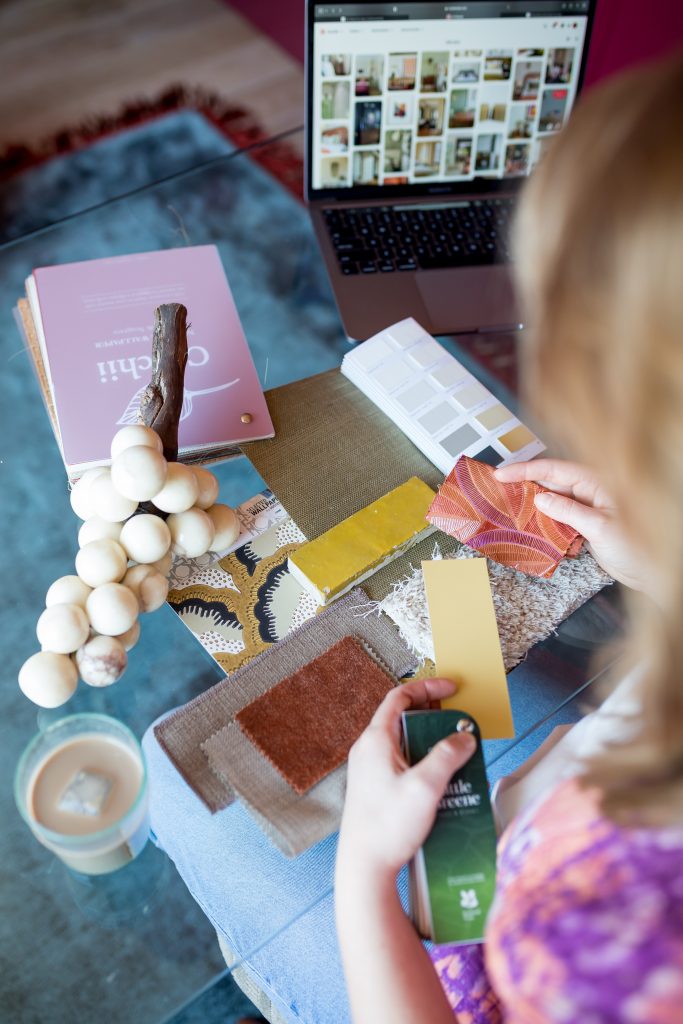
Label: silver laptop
xmin=305 ymin=0 xmax=596 ymax=340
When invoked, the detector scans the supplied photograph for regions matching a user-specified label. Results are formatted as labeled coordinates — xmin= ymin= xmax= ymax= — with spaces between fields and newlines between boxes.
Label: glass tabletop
xmin=0 ymin=126 xmax=623 ymax=1023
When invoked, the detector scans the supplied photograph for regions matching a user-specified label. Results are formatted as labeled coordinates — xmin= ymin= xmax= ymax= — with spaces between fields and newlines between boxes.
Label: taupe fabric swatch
xmin=239 ymin=369 xmax=450 ymax=600
xmin=204 ymin=720 xmax=348 ymax=857
xmin=154 ymin=588 xmax=416 ymax=816
xmin=205 ymin=636 xmax=398 ymax=857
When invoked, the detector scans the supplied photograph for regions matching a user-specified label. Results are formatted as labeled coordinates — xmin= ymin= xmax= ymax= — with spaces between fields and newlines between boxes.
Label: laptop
xmin=305 ymin=0 xmax=597 ymax=340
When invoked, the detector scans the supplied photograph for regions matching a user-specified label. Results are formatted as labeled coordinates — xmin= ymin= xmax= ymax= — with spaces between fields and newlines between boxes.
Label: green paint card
xmin=401 ymin=710 xmax=497 ymax=945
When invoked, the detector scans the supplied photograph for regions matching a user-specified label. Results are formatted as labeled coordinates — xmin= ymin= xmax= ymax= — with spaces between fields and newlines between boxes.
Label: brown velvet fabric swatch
xmin=235 ymin=636 xmax=394 ymax=795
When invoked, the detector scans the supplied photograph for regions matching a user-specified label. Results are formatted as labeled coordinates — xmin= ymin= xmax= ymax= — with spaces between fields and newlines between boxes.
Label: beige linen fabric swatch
xmin=154 ymin=588 xmax=416 ymax=817
xmin=204 ymin=720 xmax=348 ymax=857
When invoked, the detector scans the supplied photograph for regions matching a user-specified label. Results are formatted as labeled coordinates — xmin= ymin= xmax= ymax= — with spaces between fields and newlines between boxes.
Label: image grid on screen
xmin=312 ymin=3 xmax=587 ymax=191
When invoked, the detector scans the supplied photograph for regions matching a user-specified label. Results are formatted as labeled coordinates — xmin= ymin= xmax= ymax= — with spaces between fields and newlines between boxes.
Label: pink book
xmin=27 ymin=245 xmax=274 ymax=475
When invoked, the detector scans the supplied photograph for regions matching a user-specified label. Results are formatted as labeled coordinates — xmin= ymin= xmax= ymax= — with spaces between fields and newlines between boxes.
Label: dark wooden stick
xmin=138 ymin=303 xmax=188 ymax=463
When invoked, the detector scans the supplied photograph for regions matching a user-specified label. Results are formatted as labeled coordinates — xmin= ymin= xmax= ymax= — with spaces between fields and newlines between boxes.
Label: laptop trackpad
xmin=416 ymin=265 xmax=519 ymax=334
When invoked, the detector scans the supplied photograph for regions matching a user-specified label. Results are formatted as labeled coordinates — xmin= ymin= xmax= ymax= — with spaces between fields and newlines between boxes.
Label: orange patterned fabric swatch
xmin=427 ymin=456 xmax=582 ymax=579
xmin=235 ymin=635 xmax=395 ymax=795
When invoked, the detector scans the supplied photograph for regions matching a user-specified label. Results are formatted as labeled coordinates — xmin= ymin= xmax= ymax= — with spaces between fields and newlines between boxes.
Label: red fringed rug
xmin=0 ymin=85 xmax=304 ymax=199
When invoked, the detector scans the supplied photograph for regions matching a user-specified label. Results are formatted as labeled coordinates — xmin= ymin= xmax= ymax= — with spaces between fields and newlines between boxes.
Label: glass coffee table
xmin=0 ymin=127 xmax=623 ymax=1023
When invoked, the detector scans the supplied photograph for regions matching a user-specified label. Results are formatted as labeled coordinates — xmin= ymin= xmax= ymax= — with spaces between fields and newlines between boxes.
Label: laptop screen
xmin=306 ymin=0 xmax=595 ymax=199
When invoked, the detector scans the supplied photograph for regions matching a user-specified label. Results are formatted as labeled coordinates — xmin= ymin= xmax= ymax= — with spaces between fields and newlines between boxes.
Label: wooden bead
xmin=37 ymin=603 xmax=90 ymax=654
xmin=111 ymin=445 xmax=168 ymax=502
xmin=114 ymin=619 xmax=141 ymax=652
xmin=123 ymin=564 xmax=169 ymax=613
xmin=89 ymin=470 xmax=138 ymax=523
xmin=166 ymin=507 xmax=215 ymax=558
xmin=191 ymin=466 xmax=220 ymax=510
xmin=149 ymin=551 xmax=173 ymax=577
xmin=152 ymin=462 xmax=199 ymax=513
xmin=76 ymin=635 xmax=127 ymax=687
xmin=78 ymin=517 xmax=123 ymax=547
xmin=119 ymin=514 xmax=171 ymax=563
xmin=111 ymin=424 xmax=163 ymax=460
xmin=69 ymin=467 xmax=108 ymax=521
xmin=86 ymin=583 xmax=139 ymax=636
xmin=75 ymin=539 xmax=128 ymax=588
xmin=19 ymin=651 xmax=78 ymax=708
xmin=46 ymin=575 xmax=92 ymax=610
xmin=205 ymin=503 xmax=240 ymax=551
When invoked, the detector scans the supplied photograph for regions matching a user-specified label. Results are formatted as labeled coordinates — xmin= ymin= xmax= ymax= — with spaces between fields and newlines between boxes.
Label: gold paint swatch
xmin=499 ymin=424 xmax=535 ymax=453
xmin=422 ymin=559 xmax=514 ymax=738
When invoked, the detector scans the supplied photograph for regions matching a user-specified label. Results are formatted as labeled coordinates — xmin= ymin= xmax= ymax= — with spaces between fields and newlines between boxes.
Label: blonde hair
xmin=514 ymin=53 xmax=683 ymax=826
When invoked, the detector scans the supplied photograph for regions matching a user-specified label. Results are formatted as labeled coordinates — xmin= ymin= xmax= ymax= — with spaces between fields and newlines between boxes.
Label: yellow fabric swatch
xmin=289 ymin=477 xmax=436 ymax=604
xmin=422 ymin=559 xmax=514 ymax=738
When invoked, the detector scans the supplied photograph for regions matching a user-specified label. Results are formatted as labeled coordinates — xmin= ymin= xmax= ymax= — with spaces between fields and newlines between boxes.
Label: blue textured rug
xmin=0 ymin=110 xmax=345 ymax=1024
xmin=1 ymin=109 xmax=237 ymax=242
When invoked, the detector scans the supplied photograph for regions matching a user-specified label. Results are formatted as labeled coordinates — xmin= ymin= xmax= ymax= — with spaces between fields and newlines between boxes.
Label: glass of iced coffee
xmin=15 ymin=713 xmax=149 ymax=875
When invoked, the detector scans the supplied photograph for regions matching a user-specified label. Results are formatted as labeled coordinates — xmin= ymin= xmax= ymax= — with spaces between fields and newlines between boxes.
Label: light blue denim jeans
xmin=142 ymin=650 xmax=587 ymax=1024
xmin=143 ymin=718 xmax=353 ymax=1024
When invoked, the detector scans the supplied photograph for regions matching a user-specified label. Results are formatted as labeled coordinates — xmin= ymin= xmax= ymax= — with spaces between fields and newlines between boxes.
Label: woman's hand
xmin=337 ymin=678 xmax=476 ymax=883
xmin=495 ymin=458 xmax=643 ymax=590
xmin=336 ymin=679 xmax=471 ymax=1024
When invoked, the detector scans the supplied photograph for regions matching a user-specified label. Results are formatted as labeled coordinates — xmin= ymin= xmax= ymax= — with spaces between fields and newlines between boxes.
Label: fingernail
xmin=535 ymin=492 xmax=552 ymax=508
xmin=449 ymin=733 xmax=476 ymax=754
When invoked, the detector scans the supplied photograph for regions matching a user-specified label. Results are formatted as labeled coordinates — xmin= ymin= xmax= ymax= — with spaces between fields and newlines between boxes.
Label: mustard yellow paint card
xmin=422 ymin=559 xmax=514 ymax=739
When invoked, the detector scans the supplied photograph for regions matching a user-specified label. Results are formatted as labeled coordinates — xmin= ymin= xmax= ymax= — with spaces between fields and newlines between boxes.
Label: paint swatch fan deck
xmin=16 ymin=245 xmax=274 ymax=479
xmin=341 ymin=318 xmax=544 ymax=474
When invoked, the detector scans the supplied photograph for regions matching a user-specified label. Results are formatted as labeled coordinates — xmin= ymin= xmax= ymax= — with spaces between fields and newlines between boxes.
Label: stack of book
xmin=15 ymin=245 xmax=274 ymax=480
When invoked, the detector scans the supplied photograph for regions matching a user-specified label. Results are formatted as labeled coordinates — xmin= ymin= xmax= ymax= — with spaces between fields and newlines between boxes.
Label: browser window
xmin=310 ymin=1 xmax=590 ymax=191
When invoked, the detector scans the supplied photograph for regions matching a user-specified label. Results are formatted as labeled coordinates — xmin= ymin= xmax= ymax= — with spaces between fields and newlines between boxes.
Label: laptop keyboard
xmin=322 ymin=198 xmax=514 ymax=275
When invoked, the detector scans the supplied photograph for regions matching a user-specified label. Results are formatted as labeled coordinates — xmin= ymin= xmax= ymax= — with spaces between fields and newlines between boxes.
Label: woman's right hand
xmin=495 ymin=458 xmax=643 ymax=590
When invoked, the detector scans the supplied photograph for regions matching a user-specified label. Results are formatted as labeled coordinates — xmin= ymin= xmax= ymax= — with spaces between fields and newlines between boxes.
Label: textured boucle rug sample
xmin=377 ymin=543 xmax=613 ymax=671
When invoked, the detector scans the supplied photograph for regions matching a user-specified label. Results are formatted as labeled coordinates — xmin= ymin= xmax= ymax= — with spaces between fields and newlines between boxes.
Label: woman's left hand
xmin=337 ymin=678 xmax=476 ymax=882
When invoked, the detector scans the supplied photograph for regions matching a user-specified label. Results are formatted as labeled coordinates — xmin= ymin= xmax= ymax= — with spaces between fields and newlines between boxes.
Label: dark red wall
xmin=228 ymin=0 xmax=683 ymax=85
xmin=583 ymin=0 xmax=683 ymax=85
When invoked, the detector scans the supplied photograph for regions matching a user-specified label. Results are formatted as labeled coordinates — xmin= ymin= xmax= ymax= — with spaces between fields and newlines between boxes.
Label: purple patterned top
xmin=430 ymin=778 xmax=683 ymax=1022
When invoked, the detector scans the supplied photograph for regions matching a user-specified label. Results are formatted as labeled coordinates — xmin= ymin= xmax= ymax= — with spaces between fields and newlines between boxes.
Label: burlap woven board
xmin=239 ymin=368 xmax=458 ymax=601
xmin=154 ymin=588 xmax=416 ymax=817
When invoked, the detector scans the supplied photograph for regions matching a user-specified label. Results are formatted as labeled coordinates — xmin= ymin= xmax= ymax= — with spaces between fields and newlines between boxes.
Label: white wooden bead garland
xmin=18 ymin=425 xmax=237 ymax=708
